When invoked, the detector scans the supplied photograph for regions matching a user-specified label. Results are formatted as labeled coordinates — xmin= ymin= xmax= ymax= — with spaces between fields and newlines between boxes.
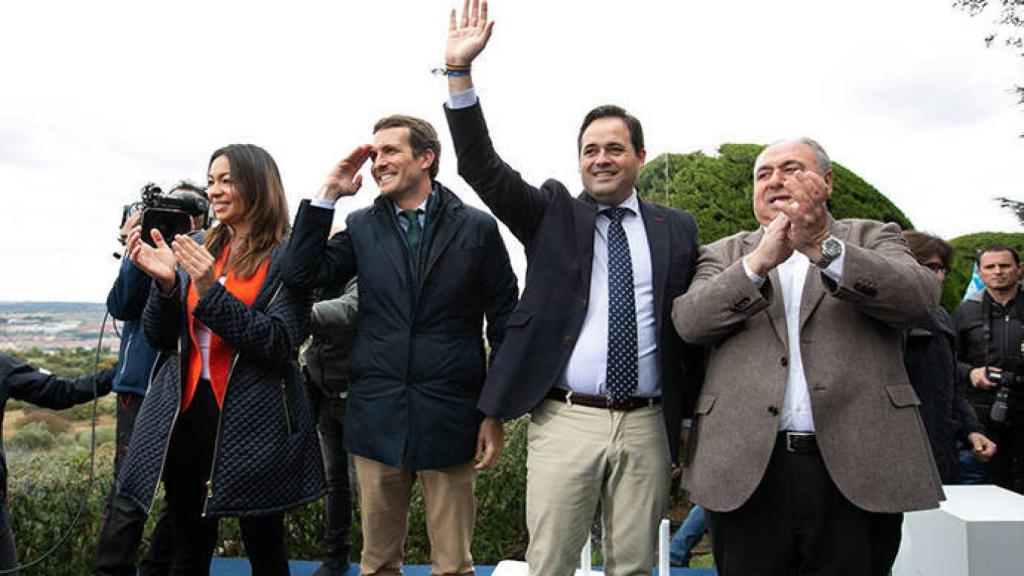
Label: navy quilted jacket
xmin=116 ymin=239 xmax=325 ymax=517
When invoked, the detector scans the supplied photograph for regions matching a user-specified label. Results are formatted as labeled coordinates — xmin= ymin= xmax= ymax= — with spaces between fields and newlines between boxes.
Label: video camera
xmin=121 ymin=183 xmax=209 ymax=247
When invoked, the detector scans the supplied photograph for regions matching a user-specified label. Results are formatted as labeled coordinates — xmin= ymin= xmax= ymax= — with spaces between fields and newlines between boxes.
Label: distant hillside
xmin=0 ymin=302 xmax=118 ymax=351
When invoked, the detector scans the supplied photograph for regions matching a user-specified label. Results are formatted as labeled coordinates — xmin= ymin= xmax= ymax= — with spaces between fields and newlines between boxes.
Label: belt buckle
xmin=606 ymin=394 xmax=619 ymax=411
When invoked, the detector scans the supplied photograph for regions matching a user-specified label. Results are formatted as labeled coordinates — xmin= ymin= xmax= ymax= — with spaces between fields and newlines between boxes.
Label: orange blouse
xmin=183 ymin=247 xmax=269 ymax=411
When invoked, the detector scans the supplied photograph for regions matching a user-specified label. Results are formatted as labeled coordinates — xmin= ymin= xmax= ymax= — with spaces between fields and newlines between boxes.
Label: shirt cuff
xmin=311 ymin=198 xmax=336 ymax=210
xmin=448 ymin=88 xmax=478 ymax=110
xmin=820 ymin=240 xmax=846 ymax=283
xmin=742 ymin=257 xmax=767 ymax=287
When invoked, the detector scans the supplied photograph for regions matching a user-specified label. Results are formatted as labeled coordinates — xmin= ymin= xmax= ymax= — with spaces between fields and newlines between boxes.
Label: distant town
xmin=0 ymin=302 xmax=121 ymax=351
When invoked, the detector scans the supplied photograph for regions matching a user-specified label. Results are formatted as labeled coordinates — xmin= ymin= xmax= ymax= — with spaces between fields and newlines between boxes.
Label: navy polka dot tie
xmin=603 ymin=207 xmax=638 ymax=402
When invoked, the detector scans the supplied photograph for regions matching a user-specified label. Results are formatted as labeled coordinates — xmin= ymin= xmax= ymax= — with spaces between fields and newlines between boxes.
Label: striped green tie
xmin=402 ymin=209 xmax=423 ymax=264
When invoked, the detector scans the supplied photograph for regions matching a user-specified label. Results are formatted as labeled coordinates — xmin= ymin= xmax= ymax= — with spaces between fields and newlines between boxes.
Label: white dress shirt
xmin=743 ymin=242 xmax=845 ymax=432
xmin=563 ymin=193 xmax=660 ymax=398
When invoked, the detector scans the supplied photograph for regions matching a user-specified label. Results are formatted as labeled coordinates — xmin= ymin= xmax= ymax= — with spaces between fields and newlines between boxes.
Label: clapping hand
xmin=779 ymin=170 xmax=831 ymax=260
xmin=171 ymin=234 xmax=218 ymax=297
xmin=127 ymin=226 xmax=177 ymax=294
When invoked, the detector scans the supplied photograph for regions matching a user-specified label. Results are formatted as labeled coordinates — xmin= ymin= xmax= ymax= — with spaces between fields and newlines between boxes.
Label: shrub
xmin=9 ymin=415 xmax=684 ymax=571
xmin=7 ymin=421 xmax=57 ymax=452
xmin=7 ymin=445 xmax=115 ymax=573
xmin=15 ymin=411 xmax=71 ymax=436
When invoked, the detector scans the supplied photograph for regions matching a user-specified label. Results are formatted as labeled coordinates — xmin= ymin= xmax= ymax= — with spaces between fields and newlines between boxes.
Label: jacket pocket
xmin=885 ymin=384 xmax=921 ymax=408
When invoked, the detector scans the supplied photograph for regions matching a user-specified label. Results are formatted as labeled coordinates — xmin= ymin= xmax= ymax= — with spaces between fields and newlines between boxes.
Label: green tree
xmin=637 ymin=144 xmax=913 ymax=243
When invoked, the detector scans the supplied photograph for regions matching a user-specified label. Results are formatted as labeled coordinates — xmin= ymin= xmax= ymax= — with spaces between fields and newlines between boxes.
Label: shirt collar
xmin=597 ymin=190 xmax=640 ymax=216
xmin=391 ymin=189 xmax=433 ymax=216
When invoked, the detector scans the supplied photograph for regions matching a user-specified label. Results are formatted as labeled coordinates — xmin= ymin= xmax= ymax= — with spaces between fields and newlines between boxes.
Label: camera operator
xmin=93 ymin=181 xmax=208 ymax=576
xmin=954 ymin=244 xmax=1024 ymax=493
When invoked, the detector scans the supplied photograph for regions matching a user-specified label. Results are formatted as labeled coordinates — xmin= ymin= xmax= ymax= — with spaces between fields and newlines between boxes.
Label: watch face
xmin=822 ymin=237 xmax=842 ymax=258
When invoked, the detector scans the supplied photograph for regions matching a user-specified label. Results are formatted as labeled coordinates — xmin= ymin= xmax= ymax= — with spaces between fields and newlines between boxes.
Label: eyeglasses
xmin=923 ymin=262 xmax=949 ymax=274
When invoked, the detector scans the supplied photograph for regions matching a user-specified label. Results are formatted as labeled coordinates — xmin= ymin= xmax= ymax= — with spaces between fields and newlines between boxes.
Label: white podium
xmin=893 ymin=485 xmax=1024 ymax=576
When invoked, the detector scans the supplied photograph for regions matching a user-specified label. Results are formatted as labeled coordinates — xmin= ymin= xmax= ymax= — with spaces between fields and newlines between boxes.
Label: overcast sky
xmin=1 ymin=0 xmax=1022 ymax=302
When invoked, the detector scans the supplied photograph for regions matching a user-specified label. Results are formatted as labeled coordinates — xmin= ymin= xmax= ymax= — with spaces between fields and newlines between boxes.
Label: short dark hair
xmin=169 ymin=179 xmax=207 ymax=199
xmin=977 ymin=243 xmax=1021 ymax=266
xmin=373 ymin=115 xmax=441 ymax=179
xmin=577 ymin=105 xmax=644 ymax=154
xmin=903 ymin=230 xmax=952 ymax=269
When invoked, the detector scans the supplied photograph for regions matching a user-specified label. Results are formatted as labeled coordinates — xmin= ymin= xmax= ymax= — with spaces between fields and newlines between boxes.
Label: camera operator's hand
xmin=171 ymin=234 xmax=217 ymax=297
xmin=318 ymin=145 xmax=374 ymax=202
xmin=970 ymin=366 xmax=999 ymax=390
xmin=968 ymin=432 xmax=997 ymax=462
xmin=119 ymin=212 xmax=141 ymax=245
xmin=127 ymin=226 xmax=176 ymax=294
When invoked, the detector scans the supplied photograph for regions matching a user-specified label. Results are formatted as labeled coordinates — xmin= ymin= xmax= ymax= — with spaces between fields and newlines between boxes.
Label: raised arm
xmin=442 ymin=0 xmax=554 ymax=244
xmin=285 ymin=145 xmax=373 ymax=291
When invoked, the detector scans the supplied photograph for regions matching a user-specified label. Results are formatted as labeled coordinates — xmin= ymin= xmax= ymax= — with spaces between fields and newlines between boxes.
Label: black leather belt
xmin=778 ymin=431 xmax=818 ymax=454
xmin=545 ymin=388 xmax=661 ymax=412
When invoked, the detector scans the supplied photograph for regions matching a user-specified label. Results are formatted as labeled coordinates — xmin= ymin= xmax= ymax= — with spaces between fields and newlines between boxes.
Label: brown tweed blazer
xmin=672 ymin=218 xmax=944 ymax=514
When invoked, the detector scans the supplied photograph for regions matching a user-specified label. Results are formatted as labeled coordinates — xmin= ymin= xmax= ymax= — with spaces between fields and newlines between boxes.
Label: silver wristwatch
xmin=815 ymin=235 xmax=843 ymax=269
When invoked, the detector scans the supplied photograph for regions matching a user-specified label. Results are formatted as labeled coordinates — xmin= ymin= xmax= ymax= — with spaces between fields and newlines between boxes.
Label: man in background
xmin=93 ymin=181 xmax=208 ymax=576
xmin=303 ymin=276 xmax=358 ymax=576
xmin=955 ymin=244 xmax=1024 ymax=492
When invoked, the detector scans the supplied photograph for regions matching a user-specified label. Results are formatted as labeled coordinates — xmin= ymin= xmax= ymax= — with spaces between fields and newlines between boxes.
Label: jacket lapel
xmin=575 ymin=191 xmax=599 ymax=288
xmin=798 ymin=216 xmax=841 ymax=331
xmin=640 ymin=199 xmax=669 ymax=337
xmin=422 ymin=188 xmax=465 ymax=285
xmin=743 ymin=229 xmax=788 ymax=350
xmin=369 ymin=198 xmax=412 ymax=288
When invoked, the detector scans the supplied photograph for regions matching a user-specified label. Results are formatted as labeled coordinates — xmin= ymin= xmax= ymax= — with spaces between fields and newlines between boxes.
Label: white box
xmin=893 ymin=485 xmax=1024 ymax=576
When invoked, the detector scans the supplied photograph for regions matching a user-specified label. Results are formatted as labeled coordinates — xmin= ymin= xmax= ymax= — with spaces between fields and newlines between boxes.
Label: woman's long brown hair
xmin=204 ymin=144 xmax=290 ymax=279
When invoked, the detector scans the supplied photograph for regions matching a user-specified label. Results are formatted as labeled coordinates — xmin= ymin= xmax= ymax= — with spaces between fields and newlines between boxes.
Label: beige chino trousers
xmin=354 ymin=455 xmax=477 ymax=576
xmin=525 ymin=399 xmax=670 ymax=576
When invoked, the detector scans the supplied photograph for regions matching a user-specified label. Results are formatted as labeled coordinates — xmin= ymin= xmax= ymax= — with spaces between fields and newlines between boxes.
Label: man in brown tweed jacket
xmin=672 ymin=137 xmax=943 ymax=576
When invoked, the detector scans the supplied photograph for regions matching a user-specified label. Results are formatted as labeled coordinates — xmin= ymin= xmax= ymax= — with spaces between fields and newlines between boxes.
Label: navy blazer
xmin=285 ymin=184 xmax=518 ymax=470
xmin=445 ymin=101 xmax=702 ymax=462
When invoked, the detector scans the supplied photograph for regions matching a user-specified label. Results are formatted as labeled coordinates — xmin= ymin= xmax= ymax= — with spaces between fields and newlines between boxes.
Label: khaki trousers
xmin=354 ymin=455 xmax=476 ymax=576
xmin=525 ymin=399 xmax=670 ymax=576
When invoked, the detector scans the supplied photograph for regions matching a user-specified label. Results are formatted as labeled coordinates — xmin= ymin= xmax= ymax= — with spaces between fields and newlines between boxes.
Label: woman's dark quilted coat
xmin=116 ymin=241 xmax=325 ymax=516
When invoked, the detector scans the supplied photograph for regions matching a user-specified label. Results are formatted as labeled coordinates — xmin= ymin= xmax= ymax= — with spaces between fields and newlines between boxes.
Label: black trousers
xmin=707 ymin=434 xmax=903 ymax=576
xmin=983 ymin=415 xmax=1024 ymax=494
xmin=309 ymin=385 xmax=352 ymax=570
xmin=93 ymin=391 xmax=174 ymax=576
xmin=162 ymin=381 xmax=289 ymax=576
